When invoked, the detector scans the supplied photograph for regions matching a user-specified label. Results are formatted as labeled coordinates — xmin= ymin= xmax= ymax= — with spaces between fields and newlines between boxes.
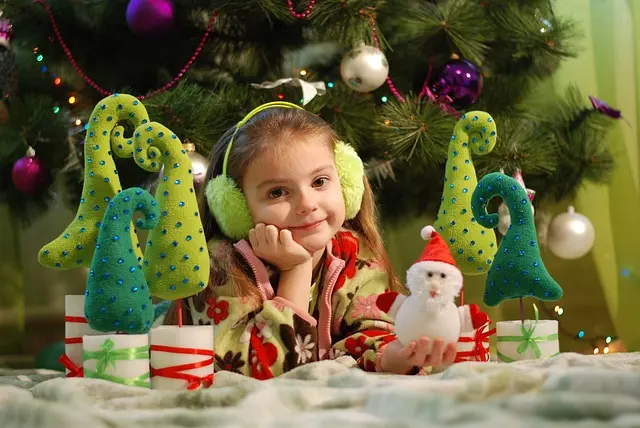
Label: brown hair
xmin=164 ymin=108 xmax=403 ymax=325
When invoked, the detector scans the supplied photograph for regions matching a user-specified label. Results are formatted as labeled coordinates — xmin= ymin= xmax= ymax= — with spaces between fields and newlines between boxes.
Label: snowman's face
xmin=406 ymin=261 xmax=463 ymax=307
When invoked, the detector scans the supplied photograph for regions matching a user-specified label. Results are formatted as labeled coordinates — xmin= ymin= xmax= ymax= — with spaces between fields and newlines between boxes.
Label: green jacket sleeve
xmin=188 ymin=280 xmax=318 ymax=380
xmin=329 ymin=264 xmax=398 ymax=371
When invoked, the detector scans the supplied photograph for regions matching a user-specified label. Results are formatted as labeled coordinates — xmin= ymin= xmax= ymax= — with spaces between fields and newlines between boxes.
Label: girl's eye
xmin=268 ymin=188 xmax=287 ymax=199
xmin=312 ymin=177 xmax=328 ymax=188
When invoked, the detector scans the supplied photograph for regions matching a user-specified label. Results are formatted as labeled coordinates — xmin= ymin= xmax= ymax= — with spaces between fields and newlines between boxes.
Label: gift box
xmin=149 ymin=325 xmax=214 ymax=390
xmin=60 ymin=295 xmax=103 ymax=377
xmin=456 ymin=322 xmax=495 ymax=362
xmin=83 ymin=334 xmax=150 ymax=388
xmin=496 ymin=313 xmax=559 ymax=362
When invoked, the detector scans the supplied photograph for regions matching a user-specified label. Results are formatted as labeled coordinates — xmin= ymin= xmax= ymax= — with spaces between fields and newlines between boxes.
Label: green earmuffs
xmin=204 ymin=101 xmax=365 ymax=240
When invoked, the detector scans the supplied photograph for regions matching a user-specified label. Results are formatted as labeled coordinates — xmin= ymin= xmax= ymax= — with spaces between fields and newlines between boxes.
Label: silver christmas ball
xmin=547 ymin=206 xmax=595 ymax=260
xmin=340 ymin=45 xmax=389 ymax=93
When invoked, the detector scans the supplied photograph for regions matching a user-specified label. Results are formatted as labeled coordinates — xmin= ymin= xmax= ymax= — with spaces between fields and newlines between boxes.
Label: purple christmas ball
xmin=430 ymin=59 xmax=483 ymax=109
xmin=126 ymin=0 xmax=174 ymax=36
xmin=12 ymin=155 xmax=48 ymax=194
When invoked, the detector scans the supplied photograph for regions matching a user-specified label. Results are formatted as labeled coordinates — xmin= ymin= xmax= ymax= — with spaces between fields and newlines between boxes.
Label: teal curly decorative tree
xmin=471 ymin=172 xmax=563 ymax=307
xmin=85 ymin=187 xmax=159 ymax=334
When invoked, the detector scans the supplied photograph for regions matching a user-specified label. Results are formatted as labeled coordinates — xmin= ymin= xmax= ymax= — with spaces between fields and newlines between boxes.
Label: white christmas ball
xmin=547 ymin=206 xmax=595 ymax=260
xmin=340 ymin=46 xmax=389 ymax=93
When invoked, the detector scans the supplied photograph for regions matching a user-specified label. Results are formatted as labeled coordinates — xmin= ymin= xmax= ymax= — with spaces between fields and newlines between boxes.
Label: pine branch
xmin=374 ymin=95 xmax=455 ymax=167
xmin=206 ymin=0 xmax=295 ymax=22
xmin=473 ymin=114 xmax=557 ymax=177
xmin=526 ymin=86 xmax=615 ymax=202
xmin=389 ymin=0 xmax=491 ymax=66
xmin=308 ymin=0 xmax=387 ymax=48
xmin=305 ymin=83 xmax=377 ymax=153
xmin=486 ymin=2 xmax=579 ymax=79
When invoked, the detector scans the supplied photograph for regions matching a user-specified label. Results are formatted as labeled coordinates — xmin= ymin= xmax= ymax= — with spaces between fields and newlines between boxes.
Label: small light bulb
xmin=54 ymin=77 xmax=61 ymax=85
xmin=33 ymin=47 xmax=39 ymax=54
xmin=384 ymin=119 xmax=391 ymax=126
xmin=277 ymin=93 xmax=285 ymax=100
xmin=75 ymin=119 xmax=82 ymax=126
xmin=327 ymin=82 xmax=334 ymax=88
xmin=36 ymin=54 xmax=44 ymax=62
xmin=557 ymin=308 xmax=564 ymax=315
xmin=603 ymin=347 xmax=609 ymax=354
xmin=606 ymin=336 xmax=612 ymax=344
xmin=53 ymin=106 xmax=60 ymax=114
xmin=299 ymin=69 xmax=307 ymax=76
xmin=593 ymin=348 xmax=599 ymax=354
xmin=381 ymin=96 xmax=388 ymax=103
xmin=68 ymin=96 xmax=76 ymax=104
xmin=554 ymin=305 xmax=560 ymax=312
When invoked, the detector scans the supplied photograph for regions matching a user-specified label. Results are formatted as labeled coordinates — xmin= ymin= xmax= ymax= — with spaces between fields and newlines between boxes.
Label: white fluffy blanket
xmin=1 ymin=352 xmax=640 ymax=427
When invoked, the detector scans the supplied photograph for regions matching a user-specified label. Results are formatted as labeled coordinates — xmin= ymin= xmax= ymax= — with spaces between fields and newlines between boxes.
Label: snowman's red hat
xmin=416 ymin=226 xmax=458 ymax=269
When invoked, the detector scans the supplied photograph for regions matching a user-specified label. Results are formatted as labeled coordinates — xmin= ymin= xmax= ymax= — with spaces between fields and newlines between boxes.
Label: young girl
xmin=163 ymin=102 xmax=457 ymax=378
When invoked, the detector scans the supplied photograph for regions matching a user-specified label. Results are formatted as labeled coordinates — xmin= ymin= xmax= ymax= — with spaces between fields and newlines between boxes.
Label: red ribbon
xmin=455 ymin=323 xmax=496 ymax=363
xmin=149 ymin=345 xmax=215 ymax=390
xmin=64 ymin=316 xmax=88 ymax=344
xmin=65 ymin=316 xmax=88 ymax=323
xmin=59 ymin=353 xmax=84 ymax=377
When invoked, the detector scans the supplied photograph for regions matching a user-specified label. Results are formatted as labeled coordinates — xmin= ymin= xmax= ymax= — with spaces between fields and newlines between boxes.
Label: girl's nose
xmin=296 ymin=190 xmax=318 ymax=215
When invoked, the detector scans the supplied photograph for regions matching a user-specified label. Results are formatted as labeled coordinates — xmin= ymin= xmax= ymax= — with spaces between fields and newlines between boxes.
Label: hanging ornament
xmin=547 ymin=206 xmax=595 ymax=260
xmin=0 ymin=18 xmax=13 ymax=49
xmin=0 ymin=18 xmax=17 ymax=99
xmin=126 ymin=0 xmax=175 ymax=36
xmin=340 ymin=45 xmax=389 ymax=93
xmin=589 ymin=96 xmax=622 ymax=120
xmin=11 ymin=147 xmax=49 ymax=195
xmin=429 ymin=59 xmax=482 ymax=110
xmin=497 ymin=170 xmax=536 ymax=235
xmin=183 ymin=143 xmax=208 ymax=190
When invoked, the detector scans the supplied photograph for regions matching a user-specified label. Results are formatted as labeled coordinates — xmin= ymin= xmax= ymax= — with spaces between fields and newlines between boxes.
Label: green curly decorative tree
xmin=38 ymin=94 xmax=149 ymax=269
xmin=432 ymin=111 xmax=497 ymax=275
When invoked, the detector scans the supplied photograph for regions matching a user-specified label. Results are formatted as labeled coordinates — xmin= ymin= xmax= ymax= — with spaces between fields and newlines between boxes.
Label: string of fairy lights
xmin=539 ymin=302 xmax=619 ymax=355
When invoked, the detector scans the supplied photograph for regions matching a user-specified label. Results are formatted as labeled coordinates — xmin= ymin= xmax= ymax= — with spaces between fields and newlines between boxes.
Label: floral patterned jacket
xmin=187 ymin=230 xmax=397 ymax=379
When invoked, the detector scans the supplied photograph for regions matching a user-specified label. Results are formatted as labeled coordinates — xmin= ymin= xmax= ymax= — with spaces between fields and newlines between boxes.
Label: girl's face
xmin=242 ymin=138 xmax=346 ymax=254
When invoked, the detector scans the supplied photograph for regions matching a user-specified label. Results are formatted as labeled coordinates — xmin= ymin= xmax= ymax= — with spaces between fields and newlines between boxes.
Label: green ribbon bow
xmin=497 ymin=304 xmax=559 ymax=363
xmin=83 ymin=338 xmax=151 ymax=388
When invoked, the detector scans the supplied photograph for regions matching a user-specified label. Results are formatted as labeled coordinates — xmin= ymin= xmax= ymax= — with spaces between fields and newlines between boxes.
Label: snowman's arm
xmin=376 ymin=291 xmax=407 ymax=319
xmin=458 ymin=305 xmax=474 ymax=333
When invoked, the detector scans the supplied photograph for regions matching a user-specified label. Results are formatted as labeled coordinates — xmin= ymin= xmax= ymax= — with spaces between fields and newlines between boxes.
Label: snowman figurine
xmin=377 ymin=226 xmax=476 ymax=353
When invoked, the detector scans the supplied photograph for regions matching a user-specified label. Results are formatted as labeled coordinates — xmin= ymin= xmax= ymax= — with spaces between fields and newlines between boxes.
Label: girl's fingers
xmin=254 ymin=223 xmax=267 ymax=247
xmin=426 ymin=338 xmax=445 ymax=367
xmin=442 ymin=342 xmax=457 ymax=365
xmin=248 ymin=228 xmax=258 ymax=249
xmin=265 ymin=225 xmax=279 ymax=247
xmin=410 ymin=337 xmax=430 ymax=366
xmin=401 ymin=341 xmax=417 ymax=359
xmin=279 ymin=229 xmax=294 ymax=247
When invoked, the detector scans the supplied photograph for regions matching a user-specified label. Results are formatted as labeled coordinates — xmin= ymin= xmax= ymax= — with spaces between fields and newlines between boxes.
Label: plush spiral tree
xmin=431 ymin=111 xmax=498 ymax=275
xmin=38 ymin=94 xmax=150 ymax=269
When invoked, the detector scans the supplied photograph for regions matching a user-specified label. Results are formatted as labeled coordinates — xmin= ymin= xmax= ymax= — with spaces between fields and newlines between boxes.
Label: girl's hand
xmin=379 ymin=337 xmax=457 ymax=374
xmin=248 ymin=223 xmax=312 ymax=271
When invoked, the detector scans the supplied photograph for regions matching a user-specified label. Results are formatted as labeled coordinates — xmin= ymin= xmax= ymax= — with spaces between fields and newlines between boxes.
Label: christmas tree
xmin=0 ymin=0 xmax=617 ymax=225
